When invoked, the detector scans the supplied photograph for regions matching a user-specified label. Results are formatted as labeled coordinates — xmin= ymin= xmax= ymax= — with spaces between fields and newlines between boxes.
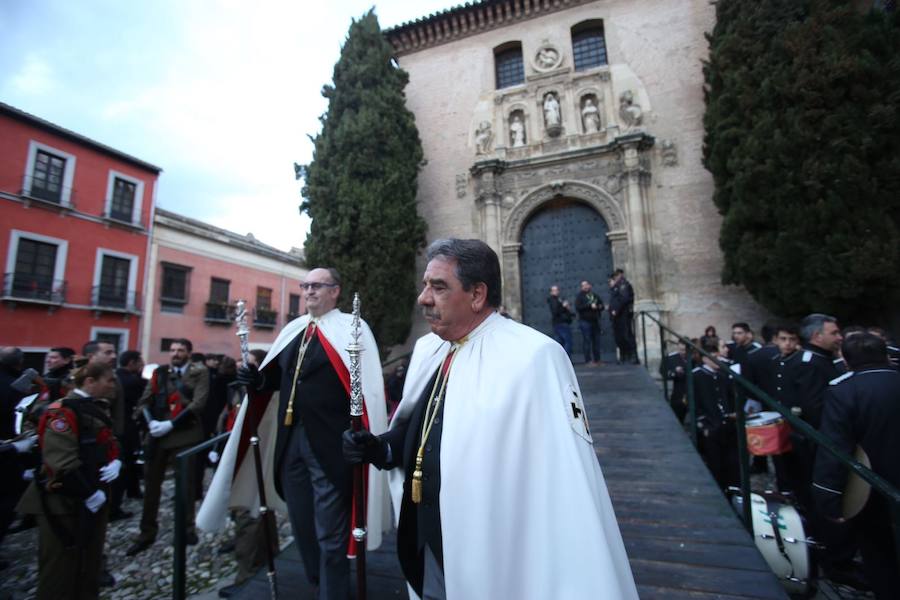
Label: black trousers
xmin=613 ymin=313 xmax=636 ymax=360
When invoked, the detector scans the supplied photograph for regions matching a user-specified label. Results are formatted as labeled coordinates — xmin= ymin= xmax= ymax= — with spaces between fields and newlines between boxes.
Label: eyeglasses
xmin=300 ymin=282 xmax=338 ymax=291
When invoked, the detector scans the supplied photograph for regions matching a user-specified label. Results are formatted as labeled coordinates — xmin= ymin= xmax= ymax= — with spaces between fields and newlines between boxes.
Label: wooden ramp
xmin=226 ymin=363 xmax=787 ymax=599
xmin=582 ymin=364 xmax=787 ymax=599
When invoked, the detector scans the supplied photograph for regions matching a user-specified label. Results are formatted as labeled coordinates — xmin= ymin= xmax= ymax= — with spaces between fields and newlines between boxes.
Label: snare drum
xmin=745 ymin=411 xmax=793 ymax=456
xmin=742 ymin=492 xmax=817 ymax=597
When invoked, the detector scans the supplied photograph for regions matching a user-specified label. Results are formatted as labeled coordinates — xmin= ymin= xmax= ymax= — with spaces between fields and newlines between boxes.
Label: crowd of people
xmin=3 ymin=257 xmax=898 ymax=599
xmin=546 ymin=268 xmax=639 ymax=365
xmin=0 ymin=337 xmax=276 ymax=597
xmin=660 ymin=316 xmax=900 ymax=599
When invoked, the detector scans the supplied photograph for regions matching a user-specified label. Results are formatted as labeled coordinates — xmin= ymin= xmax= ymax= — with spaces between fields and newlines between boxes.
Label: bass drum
xmin=731 ymin=491 xmax=817 ymax=598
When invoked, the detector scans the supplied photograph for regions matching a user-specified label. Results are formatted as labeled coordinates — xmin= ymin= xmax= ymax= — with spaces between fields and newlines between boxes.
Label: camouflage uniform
xmin=16 ymin=391 xmax=119 ymax=600
xmin=135 ymin=362 xmax=208 ymax=543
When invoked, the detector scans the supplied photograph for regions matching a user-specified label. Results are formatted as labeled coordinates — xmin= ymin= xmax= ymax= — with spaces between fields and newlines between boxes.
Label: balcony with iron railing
xmin=253 ymin=307 xmax=277 ymax=329
xmin=91 ymin=285 xmax=141 ymax=313
xmin=19 ymin=175 xmax=76 ymax=210
xmin=2 ymin=273 xmax=66 ymax=305
xmin=204 ymin=302 xmax=236 ymax=324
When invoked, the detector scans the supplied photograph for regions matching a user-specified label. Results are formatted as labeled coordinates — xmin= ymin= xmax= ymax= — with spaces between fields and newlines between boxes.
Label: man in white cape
xmin=344 ymin=239 xmax=638 ymax=600
xmin=200 ymin=267 xmax=388 ymax=600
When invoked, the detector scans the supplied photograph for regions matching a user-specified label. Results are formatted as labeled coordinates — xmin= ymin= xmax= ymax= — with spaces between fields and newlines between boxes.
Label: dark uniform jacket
xmin=691 ymin=363 xmax=736 ymax=431
xmin=760 ymin=350 xmax=801 ymax=410
xmin=139 ymin=362 xmax=209 ymax=450
xmin=17 ymin=391 xmax=119 ymax=516
xmin=812 ymin=367 xmax=900 ymax=520
xmin=608 ymin=279 xmax=634 ymax=316
xmin=729 ymin=341 xmax=764 ymax=373
xmin=743 ymin=344 xmax=778 ymax=403
xmin=790 ymin=343 xmax=843 ymax=429
xmin=660 ymin=351 xmax=688 ymax=399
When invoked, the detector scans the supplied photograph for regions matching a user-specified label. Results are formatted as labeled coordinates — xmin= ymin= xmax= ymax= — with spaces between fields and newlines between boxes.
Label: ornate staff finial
xmin=348 ymin=293 xmax=363 ymax=418
xmin=235 ymin=299 xmax=250 ymax=368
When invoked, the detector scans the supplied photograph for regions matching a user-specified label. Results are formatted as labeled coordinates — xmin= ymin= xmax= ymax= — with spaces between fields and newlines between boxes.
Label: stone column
xmin=619 ymin=135 xmax=663 ymax=370
xmin=501 ymin=242 xmax=522 ymax=319
xmin=619 ymin=136 xmax=655 ymax=304
xmin=471 ymin=159 xmax=506 ymax=257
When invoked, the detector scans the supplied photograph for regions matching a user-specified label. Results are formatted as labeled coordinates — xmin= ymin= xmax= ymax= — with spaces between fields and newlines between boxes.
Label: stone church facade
xmin=386 ymin=0 xmax=766 ymax=359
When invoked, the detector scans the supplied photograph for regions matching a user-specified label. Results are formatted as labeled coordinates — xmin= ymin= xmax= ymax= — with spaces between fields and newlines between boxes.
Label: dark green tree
xmin=703 ymin=0 xmax=900 ymax=322
xmin=300 ymin=10 xmax=427 ymax=351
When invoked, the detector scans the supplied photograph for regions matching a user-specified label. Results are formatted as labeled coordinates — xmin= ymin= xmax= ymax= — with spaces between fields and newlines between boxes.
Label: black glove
xmin=342 ymin=429 xmax=388 ymax=469
xmin=235 ymin=364 xmax=263 ymax=390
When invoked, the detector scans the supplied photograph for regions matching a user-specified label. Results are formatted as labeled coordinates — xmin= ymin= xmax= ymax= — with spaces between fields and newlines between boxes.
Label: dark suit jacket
xmin=267 ymin=332 xmax=352 ymax=500
xmin=380 ymin=368 xmax=442 ymax=597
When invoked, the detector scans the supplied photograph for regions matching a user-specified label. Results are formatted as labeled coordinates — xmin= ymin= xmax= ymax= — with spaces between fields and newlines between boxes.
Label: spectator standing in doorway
xmin=547 ymin=285 xmax=574 ymax=357
xmin=609 ymin=269 xmax=638 ymax=364
xmin=574 ymin=280 xmax=604 ymax=365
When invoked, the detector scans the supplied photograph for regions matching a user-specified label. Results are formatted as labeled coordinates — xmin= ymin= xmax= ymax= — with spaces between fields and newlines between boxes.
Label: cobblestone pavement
xmin=0 ymin=469 xmax=293 ymax=600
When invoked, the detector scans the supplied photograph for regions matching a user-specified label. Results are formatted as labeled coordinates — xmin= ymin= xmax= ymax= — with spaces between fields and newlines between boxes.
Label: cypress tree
xmin=703 ymin=0 xmax=900 ymax=322
xmin=300 ymin=10 xmax=427 ymax=351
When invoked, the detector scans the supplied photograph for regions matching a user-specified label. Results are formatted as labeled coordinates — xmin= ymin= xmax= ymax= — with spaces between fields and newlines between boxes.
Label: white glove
xmin=148 ymin=419 xmax=174 ymax=438
xmin=208 ymin=450 xmax=220 ymax=464
xmin=99 ymin=459 xmax=122 ymax=483
xmin=12 ymin=435 xmax=37 ymax=453
xmin=84 ymin=490 xmax=107 ymax=513
xmin=22 ymin=468 xmax=35 ymax=481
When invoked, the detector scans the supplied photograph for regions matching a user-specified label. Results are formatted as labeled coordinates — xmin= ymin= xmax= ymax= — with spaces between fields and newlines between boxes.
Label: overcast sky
xmin=1 ymin=0 xmax=457 ymax=251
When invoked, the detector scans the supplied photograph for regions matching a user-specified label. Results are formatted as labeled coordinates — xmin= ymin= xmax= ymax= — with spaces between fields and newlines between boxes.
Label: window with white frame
xmin=105 ymin=170 xmax=144 ymax=224
xmin=90 ymin=327 xmax=130 ymax=354
xmin=23 ymin=141 xmax=77 ymax=205
xmin=160 ymin=262 xmax=191 ymax=313
xmin=92 ymin=248 xmax=138 ymax=310
xmin=4 ymin=230 xmax=68 ymax=303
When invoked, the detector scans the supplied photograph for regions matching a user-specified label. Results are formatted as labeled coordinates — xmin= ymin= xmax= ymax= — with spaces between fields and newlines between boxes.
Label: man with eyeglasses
xmin=233 ymin=268 xmax=388 ymax=600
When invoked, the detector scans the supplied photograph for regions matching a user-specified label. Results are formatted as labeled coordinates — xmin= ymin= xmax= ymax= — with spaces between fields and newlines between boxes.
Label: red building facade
xmin=141 ymin=209 xmax=307 ymax=365
xmin=0 ymin=102 xmax=161 ymax=368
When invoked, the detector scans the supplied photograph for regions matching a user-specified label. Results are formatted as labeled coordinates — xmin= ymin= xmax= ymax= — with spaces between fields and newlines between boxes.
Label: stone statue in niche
xmin=618 ymin=90 xmax=643 ymax=129
xmin=475 ymin=121 xmax=493 ymax=155
xmin=509 ymin=114 xmax=526 ymax=147
xmin=581 ymin=97 xmax=601 ymax=133
xmin=536 ymin=47 xmax=559 ymax=69
xmin=543 ymin=93 xmax=561 ymax=129
xmin=660 ymin=139 xmax=678 ymax=166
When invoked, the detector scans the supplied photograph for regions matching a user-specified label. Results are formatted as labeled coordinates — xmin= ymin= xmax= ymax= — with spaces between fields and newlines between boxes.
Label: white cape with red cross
xmin=389 ymin=312 xmax=639 ymax=600
xmin=197 ymin=308 xmax=390 ymax=555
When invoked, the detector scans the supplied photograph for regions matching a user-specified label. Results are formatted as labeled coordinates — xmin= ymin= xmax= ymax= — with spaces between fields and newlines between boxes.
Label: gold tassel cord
xmin=411 ymin=339 xmax=466 ymax=504
xmin=411 ymin=448 xmax=424 ymax=504
xmin=284 ymin=321 xmax=317 ymax=426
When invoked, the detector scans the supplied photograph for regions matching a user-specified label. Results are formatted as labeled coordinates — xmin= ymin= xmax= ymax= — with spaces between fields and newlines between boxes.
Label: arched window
xmin=571 ymin=21 xmax=608 ymax=71
xmin=494 ymin=42 xmax=524 ymax=89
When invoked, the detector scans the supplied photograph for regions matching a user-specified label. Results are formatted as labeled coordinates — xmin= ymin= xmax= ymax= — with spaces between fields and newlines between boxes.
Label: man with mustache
xmin=344 ymin=238 xmax=638 ymax=600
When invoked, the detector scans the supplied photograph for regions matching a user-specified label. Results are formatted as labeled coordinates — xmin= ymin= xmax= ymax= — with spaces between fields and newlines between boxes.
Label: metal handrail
xmin=169 ymin=351 xmax=412 ymax=599
xmin=173 ymin=431 xmax=230 ymax=600
xmin=638 ymin=311 xmax=900 ymax=564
